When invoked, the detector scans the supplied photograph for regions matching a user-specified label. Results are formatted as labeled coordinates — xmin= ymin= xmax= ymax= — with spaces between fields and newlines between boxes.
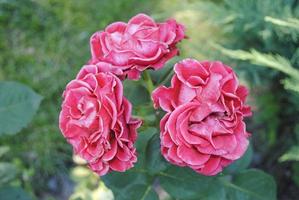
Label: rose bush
xmin=53 ymin=11 xmax=280 ymax=200
xmin=59 ymin=62 xmax=142 ymax=176
xmin=152 ymin=59 xmax=252 ymax=176
xmin=89 ymin=13 xmax=185 ymax=80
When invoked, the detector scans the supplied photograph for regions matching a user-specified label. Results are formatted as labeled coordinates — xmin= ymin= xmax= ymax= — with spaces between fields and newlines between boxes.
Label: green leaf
xmin=102 ymin=170 xmax=147 ymax=189
xmin=0 ymin=81 xmax=42 ymax=136
xmin=279 ymin=146 xmax=299 ymax=162
xmin=196 ymin=185 xmax=226 ymax=200
xmin=135 ymin=127 xmax=157 ymax=169
xmin=0 ymin=146 xmax=9 ymax=158
xmin=123 ymin=80 xmax=149 ymax=106
xmin=0 ymin=186 xmax=32 ymax=200
xmin=159 ymin=166 xmax=224 ymax=199
xmin=136 ymin=128 xmax=157 ymax=152
xmin=102 ymin=170 xmax=158 ymax=200
xmin=149 ymin=56 xmax=182 ymax=85
xmin=0 ymin=162 xmax=17 ymax=186
xmin=145 ymin=134 xmax=169 ymax=175
xmin=212 ymin=44 xmax=299 ymax=93
xmin=224 ymin=169 xmax=277 ymax=200
xmin=224 ymin=144 xmax=253 ymax=173
xmin=134 ymin=105 xmax=156 ymax=127
xmin=121 ymin=184 xmax=158 ymax=200
xmin=212 ymin=44 xmax=299 ymax=78
xmin=265 ymin=16 xmax=299 ymax=31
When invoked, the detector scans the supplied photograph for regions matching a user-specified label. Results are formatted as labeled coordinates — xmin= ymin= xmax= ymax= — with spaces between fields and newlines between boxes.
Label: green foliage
xmin=0 ymin=0 xmax=156 ymax=196
xmin=264 ymin=16 xmax=299 ymax=42
xmin=265 ymin=16 xmax=299 ymax=31
xmin=0 ymin=162 xmax=17 ymax=186
xmin=212 ymin=44 xmax=299 ymax=93
xmin=0 ymin=81 xmax=42 ymax=136
xmin=0 ymin=186 xmax=32 ymax=200
xmin=0 ymin=81 xmax=40 ymax=200
xmin=279 ymin=146 xmax=299 ymax=162
xmin=123 ymin=80 xmax=150 ymax=106
xmin=0 ymin=81 xmax=41 ymax=199
xmin=291 ymin=163 xmax=299 ymax=187
xmin=102 ymin=170 xmax=158 ymax=200
xmin=0 ymin=146 xmax=9 ymax=157
xmin=174 ymin=0 xmax=299 ymax=198
xmin=224 ymin=169 xmax=276 ymax=200
xmin=161 ymin=167 xmax=276 ymax=200
xmin=0 ymin=0 xmax=291 ymax=199
xmin=145 ymin=134 xmax=169 ymax=175
xmin=253 ymin=93 xmax=280 ymax=146
xmin=212 ymin=5 xmax=299 ymax=195
xmin=103 ymin=162 xmax=277 ymax=200
xmin=212 ymin=0 xmax=297 ymax=49
xmin=103 ymin=126 xmax=276 ymax=200
xmin=159 ymin=166 xmax=223 ymax=199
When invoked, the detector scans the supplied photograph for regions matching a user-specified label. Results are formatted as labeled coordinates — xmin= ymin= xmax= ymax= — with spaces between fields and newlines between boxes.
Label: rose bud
xmin=59 ymin=62 xmax=142 ymax=176
xmin=89 ymin=13 xmax=185 ymax=80
xmin=152 ymin=59 xmax=251 ymax=176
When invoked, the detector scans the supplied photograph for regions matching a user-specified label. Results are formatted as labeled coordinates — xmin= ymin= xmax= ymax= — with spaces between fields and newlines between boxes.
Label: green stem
xmin=142 ymin=71 xmax=155 ymax=94
xmin=140 ymin=185 xmax=151 ymax=200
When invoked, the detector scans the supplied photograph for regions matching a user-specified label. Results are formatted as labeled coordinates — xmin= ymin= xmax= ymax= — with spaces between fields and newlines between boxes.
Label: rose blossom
xmin=59 ymin=62 xmax=142 ymax=176
xmin=89 ymin=13 xmax=185 ymax=80
xmin=152 ymin=59 xmax=252 ymax=176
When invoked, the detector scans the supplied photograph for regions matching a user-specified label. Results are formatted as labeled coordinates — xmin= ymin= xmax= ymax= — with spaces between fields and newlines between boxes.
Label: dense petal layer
xmin=153 ymin=59 xmax=251 ymax=176
xmin=89 ymin=13 xmax=186 ymax=80
xmin=59 ymin=64 xmax=141 ymax=176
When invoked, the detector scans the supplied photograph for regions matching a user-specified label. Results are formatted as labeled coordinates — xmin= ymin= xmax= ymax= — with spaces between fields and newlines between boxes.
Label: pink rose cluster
xmin=152 ymin=59 xmax=251 ymax=175
xmin=59 ymin=14 xmax=185 ymax=176
xmin=59 ymin=13 xmax=252 ymax=177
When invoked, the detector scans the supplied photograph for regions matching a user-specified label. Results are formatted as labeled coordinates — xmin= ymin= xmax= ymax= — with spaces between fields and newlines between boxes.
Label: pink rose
xmin=89 ymin=13 xmax=185 ymax=80
xmin=152 ymin=59 xmax=252 ymax=176
xmin=59 ymin=62 xmax=142 ymax=176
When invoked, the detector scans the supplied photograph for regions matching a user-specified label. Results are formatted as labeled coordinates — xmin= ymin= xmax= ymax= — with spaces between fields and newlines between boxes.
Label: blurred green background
xmin=1 ymin=0 xmax=299 ymax=199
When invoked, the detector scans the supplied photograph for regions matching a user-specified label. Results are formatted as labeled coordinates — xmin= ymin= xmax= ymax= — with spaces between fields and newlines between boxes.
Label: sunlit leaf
xmin=0 ymin=146 xmax=9 ymax=158
xmin=0 ymin=81 xmax=42 ymax=136
xmin=279 ymin=146 xmax=299 ymax=162
xmin=0 ymin=162 xmax=17 ymax=186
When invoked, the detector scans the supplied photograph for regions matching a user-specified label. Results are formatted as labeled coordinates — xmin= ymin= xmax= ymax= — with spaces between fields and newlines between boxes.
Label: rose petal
xmin=177 ymin=144 xmax=210 ymax=166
